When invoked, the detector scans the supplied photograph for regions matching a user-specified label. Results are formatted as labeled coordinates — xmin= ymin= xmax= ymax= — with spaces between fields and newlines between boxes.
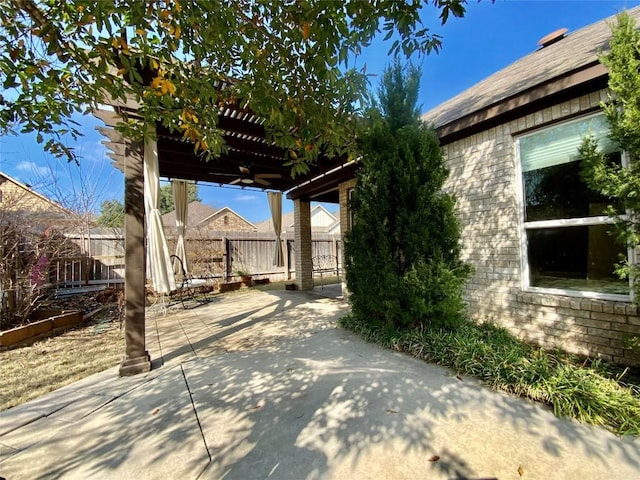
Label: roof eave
xmin=434 ymin=62 xmax=608 ymax=145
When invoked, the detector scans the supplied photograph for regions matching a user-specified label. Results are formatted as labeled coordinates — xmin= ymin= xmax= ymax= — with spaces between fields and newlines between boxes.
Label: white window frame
xmin=515 ymin=112 xmax=632 ymax=301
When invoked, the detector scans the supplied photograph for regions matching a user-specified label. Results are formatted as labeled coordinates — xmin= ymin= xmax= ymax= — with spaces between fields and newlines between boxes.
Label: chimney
xmin=537 ymin=28 xmax=568 ymax=48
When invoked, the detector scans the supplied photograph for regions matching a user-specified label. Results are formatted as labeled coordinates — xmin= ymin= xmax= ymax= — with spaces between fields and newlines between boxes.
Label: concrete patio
xmin=1 ymin=286 xmax=639 ymax=479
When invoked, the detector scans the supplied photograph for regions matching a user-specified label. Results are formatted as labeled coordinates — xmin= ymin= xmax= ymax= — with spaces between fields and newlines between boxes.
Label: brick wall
xmin=0 ymin=179 xmax=63 ymax=213
xmin=339 ymin=179 xmax=356 ymax=297
xmin=443 ymin=89 xmax=640 ymax=365
xmin=293 ymin=199 xmax=314 ymax=290
xmin=203 ymin=212 xmax=254 ymax=232
xmin=339 ymin=179 xmax=356 ymax=236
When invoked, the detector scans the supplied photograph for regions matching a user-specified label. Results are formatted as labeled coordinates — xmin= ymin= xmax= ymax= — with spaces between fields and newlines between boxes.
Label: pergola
xmin=94 ymin=96 xmax=356 ymax=375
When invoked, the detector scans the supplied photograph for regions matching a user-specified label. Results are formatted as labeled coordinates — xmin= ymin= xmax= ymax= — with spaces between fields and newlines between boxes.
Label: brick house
xmin=199 ymin=206 xmax=256 ymax=232
xmin=415 ymin=7 xmax=640 ymax=365
xmin=0 ymin=171 xmax=72 ymax=223
xmin=288 ymin=8 xmax=640 ymax=365
xmin=162 ymin=201 xmax=256 ymax=232
xmin=0 ymin=171 xmax=77 ymax=302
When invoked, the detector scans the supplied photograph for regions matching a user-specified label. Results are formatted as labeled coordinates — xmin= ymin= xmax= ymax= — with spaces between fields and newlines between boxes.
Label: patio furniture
xmin=170 ymin=255 xmax=212 ymax=308
xmin=312 ymin=254 xmax=340 ymax=289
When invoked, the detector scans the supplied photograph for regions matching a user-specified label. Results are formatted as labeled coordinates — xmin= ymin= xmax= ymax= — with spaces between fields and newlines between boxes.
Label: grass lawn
xmin=0 ymin=280 xmax=338 ymax=412
xmin=0 ymin=310 xmax=124 ymax=412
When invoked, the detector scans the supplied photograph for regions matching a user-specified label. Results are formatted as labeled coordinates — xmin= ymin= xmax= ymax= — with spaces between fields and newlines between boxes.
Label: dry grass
xmin=0 ymin=280 xmax=342 ymax=412
xmin=0 ymin=309 xmax=124 ymax=412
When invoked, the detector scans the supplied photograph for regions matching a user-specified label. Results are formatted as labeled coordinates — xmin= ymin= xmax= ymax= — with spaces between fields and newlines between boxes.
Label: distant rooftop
xmin=161 ymin=201 xmax=217 ymax=227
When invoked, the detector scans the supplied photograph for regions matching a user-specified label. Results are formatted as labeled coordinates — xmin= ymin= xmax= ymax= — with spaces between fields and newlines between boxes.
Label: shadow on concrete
xmin=1 ymin=289 xmax=638 ymax=479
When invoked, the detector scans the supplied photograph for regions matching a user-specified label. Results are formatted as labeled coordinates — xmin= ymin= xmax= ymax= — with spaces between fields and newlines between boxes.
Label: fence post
xmin=83 ymin=255 xmax=90 ymax=286
xmin=223 ymin=237 xmax=231 ymax=282
xmin=284 ymin=237 xmax=290 ymax=280
xmin=333 ymin=238 xmax=339 ymax=276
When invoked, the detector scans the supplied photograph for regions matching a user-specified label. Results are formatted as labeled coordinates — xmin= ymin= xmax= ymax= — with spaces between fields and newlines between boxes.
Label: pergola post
xmin=339 ymin=179 xmax=356 ymax=298
xmin=294 ymin=198 xmax=313 ymax=290
xmin=119 ymin=140 xmax=151 ymax=376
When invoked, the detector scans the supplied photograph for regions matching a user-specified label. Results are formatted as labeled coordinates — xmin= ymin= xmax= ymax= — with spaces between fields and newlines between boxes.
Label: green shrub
xmin=344 ymin=61 xmax=470 ymax=331
xmin=340 ymin=314 xmax=640 ymax=435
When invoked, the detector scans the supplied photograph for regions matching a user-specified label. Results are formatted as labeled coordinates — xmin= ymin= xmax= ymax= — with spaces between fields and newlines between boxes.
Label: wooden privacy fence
xmin=55 ymin=230 xmax=342 ymax=288
xmin=166 ymin=231 xmax=342 ymax=283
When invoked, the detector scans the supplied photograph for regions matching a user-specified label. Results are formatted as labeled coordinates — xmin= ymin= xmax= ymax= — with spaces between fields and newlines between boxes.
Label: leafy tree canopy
xmin=0 ymin=0 xmax=466 ymax=175
xmin=159 ymin=182 xmax=199 ymax=214
xmin=96 ymin=198 xmax=124 ymax=227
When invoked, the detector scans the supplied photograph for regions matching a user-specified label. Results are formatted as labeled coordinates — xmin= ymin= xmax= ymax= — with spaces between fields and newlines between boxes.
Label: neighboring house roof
xmin=256 ymin=204 xmax=339 ymax=234
xmin=162 ymin=202 xmax=256 ymax=230
xmin=161 ymin=201 xmax=217 ymax=227
xmin=198 ymin=206 xmax=257 ymax=230
xmin=327 ymin=219 xmax=341 ymax=235
xmin=256 ymin=210 xmax=294 ymax=233
xmin=0 ymin=171 xmax=72 ymax=218
xmin=422 ymin=6 xmax=640 ymax=136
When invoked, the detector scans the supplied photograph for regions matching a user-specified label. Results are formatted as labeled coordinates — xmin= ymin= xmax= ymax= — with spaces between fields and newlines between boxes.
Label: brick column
xmin=294 ymin=199 xmax=313 ymax=290
xmin=339 ymin=180 xmax=356 ymax=298
xmin=119 ymin=140 xmax=151 ymax=376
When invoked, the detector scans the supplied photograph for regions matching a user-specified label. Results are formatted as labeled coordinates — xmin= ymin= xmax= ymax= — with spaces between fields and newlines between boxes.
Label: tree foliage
xmin=579 ymin=11 xmax=640 ymax=298
xmin=344 ymin=61 xmax=470 ymax=331
xmin=96 ymin=183 xmax=199 ymax=225
xmin=96 ymin=199 xmax=124 ymax=227
xmin=0 ymin=0 xmax=467 ymax=174
xmin=159 ymin=182 xmax=199 ymax=214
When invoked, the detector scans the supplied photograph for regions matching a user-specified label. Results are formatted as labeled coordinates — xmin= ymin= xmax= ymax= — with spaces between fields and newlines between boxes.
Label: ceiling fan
xmin=228 ymin=165 xmax=282 ymax=186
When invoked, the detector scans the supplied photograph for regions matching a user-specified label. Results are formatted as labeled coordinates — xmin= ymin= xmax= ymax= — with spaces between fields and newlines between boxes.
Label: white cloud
xmin=16 ymin=161 xmax=50 ymax=176
xmin=71 ymin=138 xmax=107 ymax=163
xmin=236 ymin=194 xmax=258 ymax=202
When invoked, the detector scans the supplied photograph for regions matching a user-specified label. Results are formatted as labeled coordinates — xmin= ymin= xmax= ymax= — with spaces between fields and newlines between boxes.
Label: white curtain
xmin=267 ymin=191 xmax=284 ymax=267
xmin=144 ymin=125 xmax=176 ymax=294
xmin=172 ymin=179 xmax=189 ymax=274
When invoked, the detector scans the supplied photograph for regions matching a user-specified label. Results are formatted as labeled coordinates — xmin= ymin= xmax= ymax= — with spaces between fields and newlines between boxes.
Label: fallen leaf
xmin=152 ymin=408 xmax=160 ymax=415
xmin=428 ymin=455 xmax=440 ymax=462
xmin=386 ymin=409 xmax=398 ymax=414
xmin=518 ymin=465 xmax=524 ymax=476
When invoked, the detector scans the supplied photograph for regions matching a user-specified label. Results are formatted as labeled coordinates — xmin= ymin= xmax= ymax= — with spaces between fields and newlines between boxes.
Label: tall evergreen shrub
xmin=345 ymin=62 xmax=470 ymax=330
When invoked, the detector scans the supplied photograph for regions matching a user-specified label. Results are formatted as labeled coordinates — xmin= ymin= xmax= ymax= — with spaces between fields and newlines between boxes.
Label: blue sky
xmin=1 ymin=0 xmax=639 ymax=223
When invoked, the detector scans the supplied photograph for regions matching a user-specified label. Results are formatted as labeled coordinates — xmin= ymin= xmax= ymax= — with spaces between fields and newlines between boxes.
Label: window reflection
xmin=524 ymin=153 xmax=621 ymax=222
xmin=527 ymin=225 xmax=628 ymax=295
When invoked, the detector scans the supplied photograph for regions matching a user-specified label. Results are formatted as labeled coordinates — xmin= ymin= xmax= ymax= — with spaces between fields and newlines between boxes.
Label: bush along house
xmin=417 ymin=7 xmax=640 ymax=365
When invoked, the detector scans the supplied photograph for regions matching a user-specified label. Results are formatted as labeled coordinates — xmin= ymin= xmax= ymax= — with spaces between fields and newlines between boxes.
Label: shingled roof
xmin=422 ymin=6 xmax=640 ymax=140
xmin=161 ymin=201 xmax=216 ymax=228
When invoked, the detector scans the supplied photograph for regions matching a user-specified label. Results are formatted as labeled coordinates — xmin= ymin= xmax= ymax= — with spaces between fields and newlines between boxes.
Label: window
xmin=517 ymin=113 xmax=630 ymax=299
